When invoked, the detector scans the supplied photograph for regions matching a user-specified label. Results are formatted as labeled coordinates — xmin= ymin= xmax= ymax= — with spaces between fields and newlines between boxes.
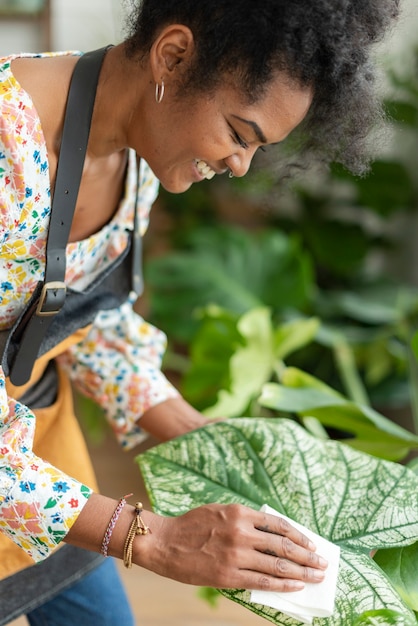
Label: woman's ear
xmin=149 ymin=24 xmax=195 ymax=83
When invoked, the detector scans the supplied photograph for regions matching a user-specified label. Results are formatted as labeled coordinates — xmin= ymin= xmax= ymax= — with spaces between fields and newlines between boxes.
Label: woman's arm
xmin=0 ymin=375 xmax=94 ymax=561
xmin=56 ymin=297 xmax=181 ymax=449
xmin=66 ymin=492 xmax=328 ymax=592
xmin=139 ymin=396 xmax=209 ymax=441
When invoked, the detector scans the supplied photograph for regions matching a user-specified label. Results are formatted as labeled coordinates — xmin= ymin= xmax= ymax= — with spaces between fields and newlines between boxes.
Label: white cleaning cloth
xmin=250 ymin=504 xmax=340 ymax=625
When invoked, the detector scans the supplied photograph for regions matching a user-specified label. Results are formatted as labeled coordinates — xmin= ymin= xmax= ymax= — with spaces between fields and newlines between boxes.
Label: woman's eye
xmin=232 ymin=130 xmax=249 ymax=150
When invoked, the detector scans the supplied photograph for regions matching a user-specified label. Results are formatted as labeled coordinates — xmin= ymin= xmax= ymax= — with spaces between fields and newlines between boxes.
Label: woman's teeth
xmin=196 ymin=160 xmax=216 ymax=180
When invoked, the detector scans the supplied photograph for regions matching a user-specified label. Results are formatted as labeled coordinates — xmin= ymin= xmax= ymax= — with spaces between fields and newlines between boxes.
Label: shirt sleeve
xmin=56 ymin=294 xmax=181 ymax=449
xmin=0 ymin=373 xmax=92 ymax=562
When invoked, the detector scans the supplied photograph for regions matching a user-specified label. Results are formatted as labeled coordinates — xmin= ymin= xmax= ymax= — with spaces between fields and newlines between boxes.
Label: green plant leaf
xmin=385 ymin=100 xmax=418 ymax=127
xmin=184 ymin=312 xmax=320 ymax=414
xmin=274 ymin=318 xmax=320 ymax=361
xmin=374 ymin=543 xmax=418 ymax=611
xmin=353 ymin=609 xmax=418 ymax=625
xmin=203 ymin=308 xmax=276 ymax=418
xmin=137 ymin=418 xmax=418 ymax=626
xmin=260 ymin=383 xmax=346 ymax=413
xmin=356 ymin=160 xmax=415 ymax=217
xmin=411 ymin=331 xmax=418 ymax=363
xmin=145 ymin=226 xmax=314 ymax=342
xmin=280 ymin=367 xmax=344 ymax=397
xmin=331 ymin=160 xmax=414 ymax=218
xmin=181 ymin=306 xmax=242 ymax=410
xmin=304 ymin=219 xmax=371 ymax=276
xmin=317 ymin=287 xmax=418 ymax=326
xmin=259 ymin=371 xmax=418 ymax=461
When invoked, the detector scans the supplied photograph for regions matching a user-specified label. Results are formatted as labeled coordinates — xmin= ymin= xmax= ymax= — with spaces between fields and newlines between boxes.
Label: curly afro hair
xmin=124 ymin=0 xmax=400 ymax=174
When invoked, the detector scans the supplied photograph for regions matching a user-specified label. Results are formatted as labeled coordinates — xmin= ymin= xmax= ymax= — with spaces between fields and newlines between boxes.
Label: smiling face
xmin=136 ymin=73 xmax=312 ymax=193
xmin=122 ymin=24 xmax=313 ymax=194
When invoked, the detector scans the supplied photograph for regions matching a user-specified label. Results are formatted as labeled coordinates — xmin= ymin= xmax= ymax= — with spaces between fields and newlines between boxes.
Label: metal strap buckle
xmin=35 ymin=281 xmax=67 ymax=317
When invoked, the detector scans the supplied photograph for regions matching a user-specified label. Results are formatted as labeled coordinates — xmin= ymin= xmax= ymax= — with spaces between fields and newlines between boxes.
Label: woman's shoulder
xmin=0 ymin=51 xmax=80 ymax=122
xmin=6 ymin=51 xmax=80 ymax=106
xmin=0 ymin=52 xmax=59 ymax=181
xmin=0 ymin=50 xmax=80 ymax=79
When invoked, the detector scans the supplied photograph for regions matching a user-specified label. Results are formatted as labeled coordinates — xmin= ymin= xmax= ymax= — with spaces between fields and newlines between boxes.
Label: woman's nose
xmin=225 ymin=148 xmax=257 ymax=178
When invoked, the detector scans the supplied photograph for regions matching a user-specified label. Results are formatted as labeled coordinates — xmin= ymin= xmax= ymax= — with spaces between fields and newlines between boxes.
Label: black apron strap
xmin=8 ymin=47 xmax=111 ymax=386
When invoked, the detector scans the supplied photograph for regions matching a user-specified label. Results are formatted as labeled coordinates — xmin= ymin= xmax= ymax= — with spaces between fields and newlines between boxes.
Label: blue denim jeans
xmin=25 ymin=558 xmax=135 ymax=626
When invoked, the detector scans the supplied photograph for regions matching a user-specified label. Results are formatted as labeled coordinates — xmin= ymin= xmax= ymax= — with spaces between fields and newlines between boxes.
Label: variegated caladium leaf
xmin=137 ymin=418 xmax=418 ymax=625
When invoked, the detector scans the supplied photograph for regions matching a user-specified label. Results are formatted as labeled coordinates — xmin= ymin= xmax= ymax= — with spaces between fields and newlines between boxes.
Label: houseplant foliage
xmin=352 ymin=611 xmax=417 ymax=625
xmin=181 ymin=305 xmax=418 ymax=462
xmin=146 ymin=51 xmax=418 ymax=414
xmin=136 ymin=418 xmax=418 ymax=625
xmin=134 ymin=49 xmax=418 ymax=626
xmin=258 ymin=368 xmax=418 ymax=461
xmin=146 ymin=224 xmax=418 ymax=415
xmin=145 ymin=226 xmax=313 ymax=344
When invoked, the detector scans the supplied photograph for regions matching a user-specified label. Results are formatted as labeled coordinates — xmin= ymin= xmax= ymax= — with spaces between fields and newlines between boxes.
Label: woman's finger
xmin=254 ymin=530 xmax=328 ymax=570
xmin=255 ymin=511 xmax=315 ymax=549
xmin=245 ymin=549 xmax=326 ymax=583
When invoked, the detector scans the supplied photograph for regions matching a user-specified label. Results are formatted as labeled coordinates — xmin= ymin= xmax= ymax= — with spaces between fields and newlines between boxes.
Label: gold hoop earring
xmin=155 ymin=80 xmax=165 ymax=104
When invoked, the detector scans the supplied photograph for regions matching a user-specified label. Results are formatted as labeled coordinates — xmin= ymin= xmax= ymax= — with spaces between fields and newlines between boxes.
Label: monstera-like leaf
xmin=137 ymin=418 xmax=418 ymax=625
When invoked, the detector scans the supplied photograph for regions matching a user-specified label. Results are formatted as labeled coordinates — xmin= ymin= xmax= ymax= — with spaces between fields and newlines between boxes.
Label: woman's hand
xmin=135 ymin=503 xmax=328 ymax=591
xmin=66 ymin=495 xmax=327 ymax=591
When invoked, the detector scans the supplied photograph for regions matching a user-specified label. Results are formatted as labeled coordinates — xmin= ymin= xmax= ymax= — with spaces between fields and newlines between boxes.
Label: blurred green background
xmin=141 ymin=37 xmax=418 ymax=441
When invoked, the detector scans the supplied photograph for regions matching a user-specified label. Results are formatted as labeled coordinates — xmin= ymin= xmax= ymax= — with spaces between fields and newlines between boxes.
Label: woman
xmin=0 ymin=0 xmax=399 ymax=624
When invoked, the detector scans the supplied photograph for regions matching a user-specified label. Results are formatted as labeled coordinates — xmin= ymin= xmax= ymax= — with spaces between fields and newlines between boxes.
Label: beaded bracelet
xmin=123 ymin=501 xmax=151 ymax=568
xmin=101 ymin=493 xmax=132 ymax=557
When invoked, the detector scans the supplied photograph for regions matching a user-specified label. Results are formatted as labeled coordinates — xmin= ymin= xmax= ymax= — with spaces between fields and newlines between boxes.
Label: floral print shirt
xmin=0 ymin=52 xmax=179 ymax=562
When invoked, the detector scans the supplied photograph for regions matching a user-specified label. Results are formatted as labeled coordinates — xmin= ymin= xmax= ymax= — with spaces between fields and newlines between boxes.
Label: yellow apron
xmin=0 ymin=327 xmax=99 ymax=579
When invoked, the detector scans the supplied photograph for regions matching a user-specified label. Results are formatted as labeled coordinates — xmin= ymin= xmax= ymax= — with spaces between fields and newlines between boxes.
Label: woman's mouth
xmin=196 ymin=160 xmax=216 ymax=180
